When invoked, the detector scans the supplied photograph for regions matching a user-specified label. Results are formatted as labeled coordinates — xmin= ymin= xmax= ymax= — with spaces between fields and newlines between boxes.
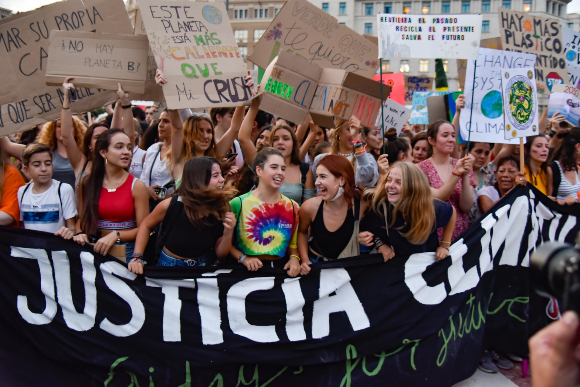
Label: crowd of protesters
xmin=0 ymin=73 xmax=579 ymax=371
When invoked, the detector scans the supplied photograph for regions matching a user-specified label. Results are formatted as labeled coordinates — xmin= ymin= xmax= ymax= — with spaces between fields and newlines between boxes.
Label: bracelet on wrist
xmin=74 ymin=231 xmax=86 ymax=236
xmin=290 ymin=254 xmax=301 ymax=262
xmin=451 ymin=171 xmax=462 ymax=177
xmin=122 ymin=104 xmax=132 ymax=109
xmin=439 ymin=245 xmax=449 ymax=251
xmin=132 ymin=252 xmax=144 ymax=259
xmin=355 ymin=144 xmax=367 ymax=155
xmin=62 ymin=106 xmax=70 ymax=110
xmin=130 ymin=257 xmax=146 ymax=265
xmin=239 ymin=254 xmax=247 ymax=263
xmin=67 ymin=228 xmax=76 ymax=233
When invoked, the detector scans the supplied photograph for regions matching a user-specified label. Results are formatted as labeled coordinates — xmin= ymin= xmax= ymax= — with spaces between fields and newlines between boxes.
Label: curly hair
xmin=36 ymin=116 xmax=86 ymax=151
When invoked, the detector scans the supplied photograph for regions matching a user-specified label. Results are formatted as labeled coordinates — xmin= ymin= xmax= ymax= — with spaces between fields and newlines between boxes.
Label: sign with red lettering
xmin=138 ymin=0 xmax=252 ymax=108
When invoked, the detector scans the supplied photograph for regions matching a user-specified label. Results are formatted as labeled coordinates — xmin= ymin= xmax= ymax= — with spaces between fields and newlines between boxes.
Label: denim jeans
xmin=157 ymin=249 xmax=212 ymax=267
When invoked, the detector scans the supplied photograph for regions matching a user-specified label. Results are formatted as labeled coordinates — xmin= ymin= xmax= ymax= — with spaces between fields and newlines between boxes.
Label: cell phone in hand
xmin=226 ymin=153 xmax=238 ymax=161
xmin=68 ymin=87 xmax=78 ymax=103
xmin=154 ymin=187 xmax=167 ymax=199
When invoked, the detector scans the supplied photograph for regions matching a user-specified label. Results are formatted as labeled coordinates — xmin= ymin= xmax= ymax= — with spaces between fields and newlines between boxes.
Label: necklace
xmin=338 ymin=151 xmax=354 ymax=157
xmin=106 ymin=172 xmax=125 ymax=193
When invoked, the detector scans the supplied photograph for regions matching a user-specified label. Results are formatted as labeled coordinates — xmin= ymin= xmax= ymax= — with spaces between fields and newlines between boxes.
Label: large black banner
xmin=0 ymin=186 xmax=577 ymax=387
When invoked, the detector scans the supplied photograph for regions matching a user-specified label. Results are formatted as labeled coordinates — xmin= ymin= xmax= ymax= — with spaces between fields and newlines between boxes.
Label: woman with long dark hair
xmin=523 ymin=135 xmax=552 ymax=196
xmin=229 ymin=147 xmax=301 ymax=277
xmin=297 ymin=155 xmax=363 ymax=274
xmin=74 ymin=129 xmax=149 ymax=261
xmin=550 ymin=127 xmax=580 ymax=204
xmin=128 ymin=157 xmax=236 ymax=273
xmin=359 ymin=162 xmax=457 ymax=262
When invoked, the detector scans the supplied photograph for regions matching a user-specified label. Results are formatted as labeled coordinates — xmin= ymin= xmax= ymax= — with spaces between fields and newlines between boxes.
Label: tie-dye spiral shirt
xmin=230 ymin=192 xmax=299 ymax=257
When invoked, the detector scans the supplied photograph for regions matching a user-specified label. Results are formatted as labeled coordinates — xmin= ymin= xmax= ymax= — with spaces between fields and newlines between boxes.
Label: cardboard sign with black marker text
xmin=46 ymin=31 xmax=149 ymax=93
xmin=259 ymin=51 xmax=322 ymax=124
xmin=0 ymin=0 xmax=132 ymax=136
xmin=138 ymin=0 xmax=252 ymax=109
xmin=248 ymin=0 xmax=379 ymax=80
xmin=309 ymin=69 xmax=390 ymax=129
xmin=499 ymin=8 xmax=569 ymax=95
xmin=375 ymin=98 xmax=411 ymax=134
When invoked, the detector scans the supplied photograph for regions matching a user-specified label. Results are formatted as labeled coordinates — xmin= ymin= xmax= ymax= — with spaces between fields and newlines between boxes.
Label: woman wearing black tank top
xmin=297 ymin=155 xmax=365 ymax=275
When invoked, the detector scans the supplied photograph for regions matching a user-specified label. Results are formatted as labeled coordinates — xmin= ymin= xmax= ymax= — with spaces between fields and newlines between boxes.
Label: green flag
xmin=435 ymin=59 xmax=448 ymax=91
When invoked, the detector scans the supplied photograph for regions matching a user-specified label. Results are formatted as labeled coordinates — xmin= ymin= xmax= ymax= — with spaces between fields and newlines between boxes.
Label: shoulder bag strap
xmin=149 ymin=144 xmax=162 ymax=186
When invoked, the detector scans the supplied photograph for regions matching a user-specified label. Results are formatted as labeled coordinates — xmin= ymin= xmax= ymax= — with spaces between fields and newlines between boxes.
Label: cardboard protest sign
xmin=247 ymin=0 xmax=379 ymax=79
xmin=259 ymin=51 xmax=322 ymax=124
xmin=501 ymin=68 xmax=539 ymax=140
xmin=377 ymin=15 xmax=482 ymax=60
xmin=404 ymin=76 xmax=433 ymax=104
xmin=409 ymin=91 xmax=449 ymax=124
xmin=547 ymin=84 xmax=580 ymax=126
xmin=309 ymin=69 xmax=390 ymax=128
xmin=460 ymin=48 xmax=535 ymax=145
xmin=138 ymin=0 xmax=252 ymax=109
xmin=46 ymin=31 xmax=149 ymax=93
xmin=427 ymin=92 xmax=462 ymax=124
xmin=372 ymin=73 xmax=405 ymax=105
xmin=562 ymin=27 xmax=580 ymax=88
xmin=375 ymin=98 xmax=411 ymax=134
xmin=499 ymin=8 xmax=569 ymax=95
xmin=0 ymin=0 xmax=132 ymax=136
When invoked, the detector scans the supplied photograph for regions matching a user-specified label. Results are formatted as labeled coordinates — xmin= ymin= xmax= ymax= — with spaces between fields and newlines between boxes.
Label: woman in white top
xmin=549 ymin=127 xmax=580 ymax=205
xmin=140 ymin=113 xmax=173 ymax=205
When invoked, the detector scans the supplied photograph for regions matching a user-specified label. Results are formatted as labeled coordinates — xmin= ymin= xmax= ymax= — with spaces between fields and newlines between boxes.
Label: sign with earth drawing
xmin=460 ymin=48 xmax=535 ymax=144
xmin=562 ymin=26 xmax=580 ymax=88
xmin=501 ymin=68 xmax=539 ymax=140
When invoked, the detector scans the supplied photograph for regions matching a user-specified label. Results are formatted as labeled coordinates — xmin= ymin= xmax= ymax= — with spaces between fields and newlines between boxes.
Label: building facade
xmin=0 ymin=7 xmax=13 ymax=19
xmin=230 ymin=0 xmax=580 ymax=96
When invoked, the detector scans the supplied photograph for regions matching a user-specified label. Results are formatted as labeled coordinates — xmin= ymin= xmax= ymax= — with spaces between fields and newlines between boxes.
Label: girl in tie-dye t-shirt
xmin=229 ymin=147 xmax=301 ymax=277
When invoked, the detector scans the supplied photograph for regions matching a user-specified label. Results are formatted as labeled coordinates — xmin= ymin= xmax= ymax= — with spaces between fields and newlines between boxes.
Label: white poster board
xmin=547 ymin=84 xmax=580 ymax=126
xmin=377 ymin=15 xmax=482 ymax=59
xmin=562 ymin=26 xmax=580 ymax=88
xmin=460 ymin=48 xmax=536 ymax=144
xmin=375 ymin=98 xmax=411 ymax=134
xmin=501 ymin=68 xmax=539 ymax=140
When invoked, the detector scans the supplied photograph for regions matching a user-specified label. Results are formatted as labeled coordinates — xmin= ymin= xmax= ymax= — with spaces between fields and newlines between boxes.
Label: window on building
xmin=339 ymin=22 xmax=346 ymax=25
xmin=400 ymin=60 xmax=410 ymax=73
xmin=569 ymin=23 xmax=574 ymax=28
xmin=482 ymin=20 xmax=489 ymax=32
xmin=260 ymin=9 xmax=264 ymax=17
xmin=339 ymin=2 xmax=346 ymax=14
xmin=502 ymin=0 xmax=511 ymax=9
xmin=523 ymin=0 xmax=531 ymax=11
xmin=558 ymin=4 xmax=562 ymax=16
xmin=365 ymin=23 xmax=373 ymax=34
xmin=235 ymin=30 xmax=248 ymax=43
xmin=443 ymin=60 xmax=448 ymax=72
xmin=462 ymin=1 xmax=470 ymax=13
xmin=403 ymin=2 xmax=412 ymax=13
xmin=546 ymin=1 xmax=550 ymax=12
xmin=442 ymin=1 xmax=450 ymax=13
xmin=322 ymin=3 xmax=329 ymax=12
xmin=275 ymin=8 xmax=279 ymax=14
xmin=265 ymin=9 xmax=269 ymax=17
xmin=244 ymin=10 xmax=248 ymax=18
xmin=238 ymin=46 xmax=247 ymax=59
xmin=254 ymin=9 xmax=258 ymax=18
xmin=382 ymin=60 xmax=390 ymax=73
xmin=254 ymin=29 xmax=265 ymax=41
xmin=234 ymin=10 xmax=238 ymax=18
xmin=365 ymin=3 xmax=374 ymax=15
xmin=481 ymin=0 xmax=490 ymax=12
xmin=384 ymin=3 xmax=392 ymax=13
xmin=552 ymin=2 xmax=556 ymax=14
xmin=419 ymin=60 xmax=429 ymax=72
xmin=422 ymin=2 xmax=431 ymax=13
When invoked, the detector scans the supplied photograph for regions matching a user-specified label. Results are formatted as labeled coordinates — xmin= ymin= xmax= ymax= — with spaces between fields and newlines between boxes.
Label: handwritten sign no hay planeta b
xmin=498 ymin=7 xmax=569 ymax=95
xmin=248 ymin=0 xmax=379 ymax=79
xmin=138 ymin=0 xmax=252 ymax=109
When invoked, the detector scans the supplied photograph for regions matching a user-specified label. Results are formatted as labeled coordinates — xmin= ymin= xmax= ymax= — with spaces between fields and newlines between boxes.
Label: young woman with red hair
xmin=297 ymin=155 xmax=364 ymax=275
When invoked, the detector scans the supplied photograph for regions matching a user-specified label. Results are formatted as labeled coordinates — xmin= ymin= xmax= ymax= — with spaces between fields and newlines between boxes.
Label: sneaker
xmin=489 ymin=350 xmax=514 ymax=370
xmin=505 ymin=353 xmax=523 ymax=362
xmin=478 ymin=351 xmax=499 ymax=373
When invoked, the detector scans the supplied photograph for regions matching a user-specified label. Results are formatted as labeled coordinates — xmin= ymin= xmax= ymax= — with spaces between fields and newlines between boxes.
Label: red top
xmin=98 ymin=174 xmax=136 ymax=229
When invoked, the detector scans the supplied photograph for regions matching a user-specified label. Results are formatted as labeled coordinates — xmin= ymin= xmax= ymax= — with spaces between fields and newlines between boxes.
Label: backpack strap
xmin=299 ymin=162 xmax=309 ymax=187
xmin=19 ymin=183 xmax=32 ymax=206
xmin=57 ymin=182 xmax=63 ymax=210
xmin=149 ymin=143 xmax=162 ymax=186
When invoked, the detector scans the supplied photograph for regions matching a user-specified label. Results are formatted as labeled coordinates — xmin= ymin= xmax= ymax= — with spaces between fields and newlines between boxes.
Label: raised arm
xmin=117 ymin=83 xmax=135 ymax=146
xmin=214 ymin=105 xmax=245 ymax=160
xmin=299 ymin=121 xmax=318 ymax=161
xmin=492 ymin=143 xmax=515 ymax=160
xmin=430 ymin=155 xmax=472 ymax=201
xmin=0 ymin=137 xmax=25 ymax=160
xmin=61 ymin=77 xmax=85 ymax=171
xmin=295 ymin=114 xmax=310 ymax=144
xmin=450 ymin=94 xmax=464 ymax=159
xmin=238 ymin=95 xmax=262 ymax=166
xmin=110 ymin=99 xmax=123 ymax=129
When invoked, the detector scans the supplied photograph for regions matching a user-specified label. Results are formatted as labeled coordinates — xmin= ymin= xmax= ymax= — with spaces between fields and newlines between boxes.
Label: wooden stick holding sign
xmin=500 ymin=68 xmax=539 ymax=173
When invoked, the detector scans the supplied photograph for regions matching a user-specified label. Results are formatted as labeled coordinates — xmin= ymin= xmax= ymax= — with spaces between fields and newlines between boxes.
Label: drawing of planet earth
xmin=202 ymin=6 xmax=222 ymax=24
xmin=480 ymin=90 xmax=503 ymax=119
xmin=567 ymin=50 xmax=577 ymax=62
